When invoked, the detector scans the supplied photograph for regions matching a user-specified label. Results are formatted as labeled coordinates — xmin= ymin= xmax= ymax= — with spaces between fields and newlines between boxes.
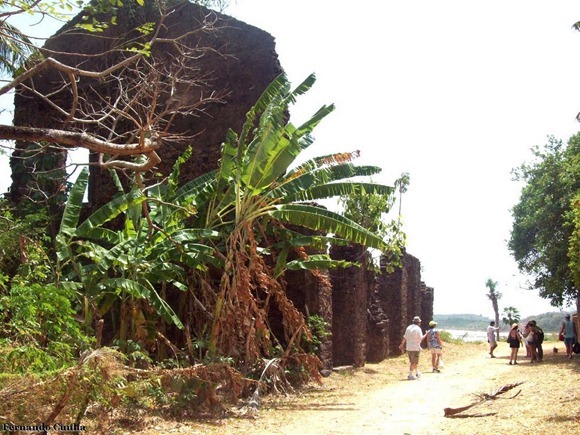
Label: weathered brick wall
xmin=377 ymin=252 xmax=431 ymax=356
xmin=329 ymin=244 xmax=369 ymax=367
xmin=378 ymin=256 xmax=405 ymax=354
xmin=366 ymin=281 xmax=390 ymax=363
xmin=10 ymin=3 xmax=282 ymax=214
xmin=420 ymin=282 xmax=435 ymax=327
xmin=285 ymin=268 xmax=333 ymax=370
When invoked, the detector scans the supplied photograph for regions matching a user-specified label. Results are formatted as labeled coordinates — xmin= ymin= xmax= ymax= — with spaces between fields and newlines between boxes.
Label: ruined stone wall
xmin=325 ymin=248 xmax=434 ymax=367
xmin=420 ymin=282 xmax=435 ymax=327
xmin=377 ymin=252 xmax=431 ymax=356
xmin=10 ymin=3 xmax=282 ymax=213
xmin=285 ymin=269 xmax=333 ymax=370
xmin=329 ymin=245 xmax=369 ymax=367
xmin=378 ymin=256 xmax=406 ymax=355
xmin=366 ymin=280 xmax=390 ymax=363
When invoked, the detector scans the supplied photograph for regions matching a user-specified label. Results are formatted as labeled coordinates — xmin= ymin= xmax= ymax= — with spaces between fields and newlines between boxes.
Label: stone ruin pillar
xmin=378 ymin=251 xmax=425 ymax=355
xmin=329 ymin=244 xmax=371 ymax=367
xmin=284 ymin=268 xmax=333 ymax=370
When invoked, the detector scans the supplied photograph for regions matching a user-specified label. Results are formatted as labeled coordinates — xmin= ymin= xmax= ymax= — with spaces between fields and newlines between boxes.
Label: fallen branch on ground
xmin=444 ymin=382 xmax=524 ymax=417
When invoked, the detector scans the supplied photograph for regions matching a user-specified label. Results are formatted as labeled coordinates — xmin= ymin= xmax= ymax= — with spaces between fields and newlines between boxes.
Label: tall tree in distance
xmin=395 ymin=172 xmax=410 ymax=216
xmin=509 ymin=135 xmax=580 ymax=313
xmin=485 ymin=278 xmax=502 ymax=340
xmin=502 ymin=306 xmax=521 ymax=329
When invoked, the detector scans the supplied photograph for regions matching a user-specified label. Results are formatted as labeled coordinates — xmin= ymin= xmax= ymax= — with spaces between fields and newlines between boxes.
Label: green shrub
xmin=0 ymin=283 xmax=93 ymax=373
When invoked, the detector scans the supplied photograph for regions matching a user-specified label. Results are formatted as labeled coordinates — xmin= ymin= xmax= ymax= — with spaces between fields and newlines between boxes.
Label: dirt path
xmin=133 ymin=340 xmax=580 ymax=435
xmin=242 ymin=349 xmax=520 ymax=435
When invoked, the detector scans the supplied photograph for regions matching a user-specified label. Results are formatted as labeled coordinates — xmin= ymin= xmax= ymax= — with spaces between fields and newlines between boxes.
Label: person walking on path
xmin=560 ymin=314 xmax=577 ymax=359
xmin=507 ymin=323 xmax=523 ymax=365
xmin=486 ymin=321 xmax=500 ymax=358
xmin=523 ymin=322 xmax=538 ymax=363
xmin=530 ymin=320 xmax=544 ymax=362
xmin=399 ymin=316 xmax=423 ymax=380
xmin=423 ymin=320 xmax=443 ymax=372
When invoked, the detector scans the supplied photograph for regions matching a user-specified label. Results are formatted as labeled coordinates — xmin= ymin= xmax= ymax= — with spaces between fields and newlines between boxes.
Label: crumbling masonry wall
xmin=328 ymin=244 xmax=370 ymax=367
xmin=329 ymin=249 xmax=434 ymax=367
xmin=10 ymin=3 xmax=282 ymax=214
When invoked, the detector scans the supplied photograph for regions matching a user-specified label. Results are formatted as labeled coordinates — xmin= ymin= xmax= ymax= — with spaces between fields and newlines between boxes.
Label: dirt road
xmin=134 ymin=340 xmax=580 ymax=435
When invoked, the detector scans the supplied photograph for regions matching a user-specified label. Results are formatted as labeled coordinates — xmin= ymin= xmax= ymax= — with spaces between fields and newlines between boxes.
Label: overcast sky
xmin=226 ymin=0 xmax=580 ymax=318
xmin=1 ymin=1 xmax=579 ymax=319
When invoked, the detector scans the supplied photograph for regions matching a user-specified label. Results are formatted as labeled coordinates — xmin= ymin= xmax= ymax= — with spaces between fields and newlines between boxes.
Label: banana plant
xmin=55 ymin=167 xmax=220 ymax=347
xmin=195 ymin=73 xmax=397 ymax=362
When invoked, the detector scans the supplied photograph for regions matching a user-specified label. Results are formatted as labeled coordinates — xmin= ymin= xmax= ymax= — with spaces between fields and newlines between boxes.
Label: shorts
xmin=564 ymin=337 xmax=575 ymax=346
xmin=430 ymin=347 xmax=442 ymax=355
xmin=407 ymin=351 xmax=420 ymax=364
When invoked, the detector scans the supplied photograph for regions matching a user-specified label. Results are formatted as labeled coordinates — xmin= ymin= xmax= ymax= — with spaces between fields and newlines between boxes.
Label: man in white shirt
xmin=399 ymin=316 xmax=423 ymax=380
xmin=487 ymin=321 xmax=500 ymax=358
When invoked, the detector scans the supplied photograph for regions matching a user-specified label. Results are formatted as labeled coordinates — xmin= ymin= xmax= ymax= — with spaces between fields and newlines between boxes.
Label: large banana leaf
xmin=285 ymin=256 xmax=356 ymax=272
xmin=173 ymin=170 xmax=217 ymax=206
xmin=76 ymin=189 xmax=146 ymax=238
xmin=58 ymin=167 xmax=90 ymax=240
xmin=270 ymin=203 xmax=388 ymax=251
xmin=241 ymin=76 xmax=334 ymax=192
xmin=287 ymin=151 xmax=364 ymax=177
xmin=287 ymin=182 xmax=394 ymax=203
xmin=101 ymin=277 xmax=183 ymax=328
xmin=269 ymin=165 xmax=384 ymax=200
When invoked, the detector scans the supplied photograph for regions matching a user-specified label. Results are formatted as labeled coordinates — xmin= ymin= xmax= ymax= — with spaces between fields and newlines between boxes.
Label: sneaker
xmin=433 ymin=368 xmax=440 ymax=373
xmin=408 ymin=374 xmax=416 ymax=380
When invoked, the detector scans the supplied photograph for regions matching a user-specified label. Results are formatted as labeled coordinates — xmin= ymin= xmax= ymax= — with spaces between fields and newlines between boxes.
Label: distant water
xmin=444 ymin=329 xmax=508 ymax=343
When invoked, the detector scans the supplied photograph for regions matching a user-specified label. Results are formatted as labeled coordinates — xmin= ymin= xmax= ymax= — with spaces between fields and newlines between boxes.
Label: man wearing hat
xmin=559 ymin=314 xmax=577 ymax=359
xmin=399 ymin=316 xmax=423 ymax=380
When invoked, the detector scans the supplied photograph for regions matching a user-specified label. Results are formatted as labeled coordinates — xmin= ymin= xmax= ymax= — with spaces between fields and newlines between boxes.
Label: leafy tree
xmin=395 ymin=172 xmax=410 ymax=216
xmin=339 ymin=181 xmax=406 ymax=271
xmin=501 ymin=306 xmax=521 ymax=329
xmin=569 ymin=194 xmax=580 ymax=291
xmin=509 ymin=135 xmax=580 ymax=312
xmin=485 ymin=278 xmax=502 ymax=339
xmin=54 ymin=166 xmax=213 ymax=353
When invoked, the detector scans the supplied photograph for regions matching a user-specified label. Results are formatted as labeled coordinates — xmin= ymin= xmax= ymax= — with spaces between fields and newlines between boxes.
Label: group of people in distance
xmin=399 ymin=313 xmax=577 ymax=379
xmin=488 ymin=319 xmax=544 ymax=365
xmin=496 ymin=314 xmax=577 ymax=365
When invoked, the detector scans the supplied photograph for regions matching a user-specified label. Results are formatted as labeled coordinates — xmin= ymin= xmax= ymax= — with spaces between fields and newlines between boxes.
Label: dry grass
xmin=2 ymin=339 xmax=578 ymax=434
xmin=124 ymin=339 xmax=580 ymax=434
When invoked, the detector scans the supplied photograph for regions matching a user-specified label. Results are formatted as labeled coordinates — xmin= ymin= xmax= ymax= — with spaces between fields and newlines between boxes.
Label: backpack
xmin=536 ymin=327 xmax=544 ymax=344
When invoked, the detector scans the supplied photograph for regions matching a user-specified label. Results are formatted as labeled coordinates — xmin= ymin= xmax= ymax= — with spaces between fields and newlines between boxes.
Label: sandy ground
xmin=123 ymin=340 xmax=579 ymax=435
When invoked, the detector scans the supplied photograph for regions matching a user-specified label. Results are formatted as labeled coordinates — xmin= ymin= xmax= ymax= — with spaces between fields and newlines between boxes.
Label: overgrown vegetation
xmin=0 ymin=71 xmax=405 ymax=425
xmin=0 ymin=0 xmax=401 ymax=426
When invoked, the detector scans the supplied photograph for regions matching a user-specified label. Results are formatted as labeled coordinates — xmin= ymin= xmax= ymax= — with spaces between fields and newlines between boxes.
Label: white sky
xmin=225 ymin=0 xmax=580 ymax=317
xmin=1 ymin=0 xmax=579 ymax=318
